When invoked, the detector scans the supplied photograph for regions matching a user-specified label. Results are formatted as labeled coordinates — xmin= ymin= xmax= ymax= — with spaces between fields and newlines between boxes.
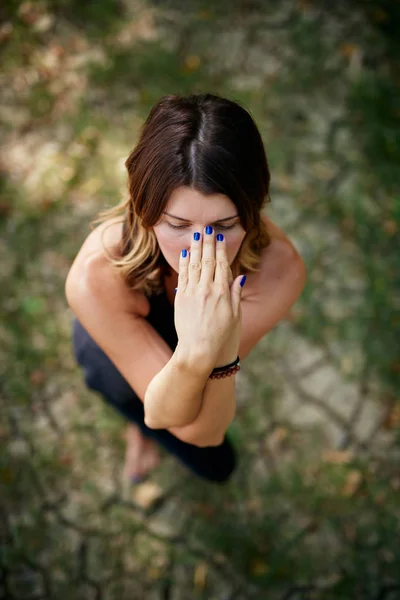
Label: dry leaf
xmin=322 ymin=449 xmax=353 ymax=464
xmin=269 ymin=426 xmax=289 ymax=446
xmin=0 ymin=23 xmax=13 ymax=43
xmin=391 ymin=477 xmax=400 ymax=491
xmin=340 ymin=43 xmax=359 ymax=59
xmin=58 ymin=453 xmax=73 ymax=466
xmin=132 ymin=481 xmax=163 ymax=509
xmin=30 ymin=369 xmax=46 ymax=385
xmin=383 ymin=220 xmax=397 ymax=235
xmin=183 ymin=55 xmax=201 ymax=73
xmin=382 ymin=403 xmax=400 ymax=430
xmin=194 ymin=562 xmax=207 ymax=589
xmin=341 ymin=470 xmax=362 ymax=497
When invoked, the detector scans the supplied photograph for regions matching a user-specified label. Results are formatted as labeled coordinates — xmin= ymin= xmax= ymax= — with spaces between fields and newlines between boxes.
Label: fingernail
xmin=181 ymin=249 xmax=187 ymax=257
xmin=194 ymin=232 xmax=200 ymax=241
xmin=216 ymin=233 xmax=224 ymax=241
xmin=205 ymin=226 xmax=213 ymax=234
xmin=240 ymin=275 xmax=247 ymax=287
xmin=174 ymin=288 xmax=177 ymax=294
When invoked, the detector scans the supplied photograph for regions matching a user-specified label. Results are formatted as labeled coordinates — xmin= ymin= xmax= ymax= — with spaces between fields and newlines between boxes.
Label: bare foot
xmin=122 ymin=423 xmax=161 ymax=482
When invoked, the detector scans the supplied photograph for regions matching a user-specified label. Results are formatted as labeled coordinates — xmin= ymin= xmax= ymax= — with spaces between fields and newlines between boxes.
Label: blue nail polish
xmin=216 ymin=233 xmax=224 ymax=241
xmin=174 ymin=288 xmax=177 ymax=294
xmin=194 ymin=232 xmax=200 ymax=241
xmin=240 ymin=275 xmax=247 ymax=287
xmin=206 ymin=226 xmax=213 ymax=234
xmin=181 ymin=249 xmax=187 ymax=257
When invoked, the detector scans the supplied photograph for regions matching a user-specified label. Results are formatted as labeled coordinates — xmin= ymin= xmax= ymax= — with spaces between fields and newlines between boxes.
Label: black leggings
xmin=71 ymin=317 xmax=237 ymax=483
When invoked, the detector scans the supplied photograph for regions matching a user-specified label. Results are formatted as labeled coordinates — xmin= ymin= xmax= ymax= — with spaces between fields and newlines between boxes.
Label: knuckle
xmin=217 ymin=259 xmax=229 ymax=269
xmin=215 ymin=283 xmax=227 ymax=296
xmin=202 ymin=257 xmax=216 ymax=268
xmin=189 ymin=262 xmax=201 ymax=272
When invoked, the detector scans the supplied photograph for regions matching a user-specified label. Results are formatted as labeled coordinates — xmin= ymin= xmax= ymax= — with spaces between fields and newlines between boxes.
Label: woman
xmin=65 ymin=93 xmax=306 ymax=485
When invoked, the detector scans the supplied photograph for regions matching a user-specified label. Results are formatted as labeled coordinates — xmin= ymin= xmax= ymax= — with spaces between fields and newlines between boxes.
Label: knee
xmin=209 ymin=443 xmax=238 ymax=484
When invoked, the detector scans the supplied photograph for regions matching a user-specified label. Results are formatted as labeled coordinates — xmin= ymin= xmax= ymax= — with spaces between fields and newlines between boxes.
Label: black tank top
xmin=121 ymin=219 xmax=178 ymax=351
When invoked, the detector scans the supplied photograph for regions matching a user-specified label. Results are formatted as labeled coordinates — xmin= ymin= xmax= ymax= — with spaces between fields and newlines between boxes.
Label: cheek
xmin=225 ymin=231 xmax=246 ymax=260
xmin=156 ymin=230 xmax=182 ymax=253
xmin=154 ymin=230 xmax=184 ymax=268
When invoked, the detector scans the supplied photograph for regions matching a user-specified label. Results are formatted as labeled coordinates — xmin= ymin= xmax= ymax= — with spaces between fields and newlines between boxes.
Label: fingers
xmin=188 ymin=229 xmax=203 ymax=285
xmin=178 ymin=227 xmax=229 ymax=290
xmin=178 ymin=247 xmax=189 ymax=290
xmin=213 ymin=232 xmax=230 ymax=287
xmin=199 ymin=226 xmax=216 ymax=285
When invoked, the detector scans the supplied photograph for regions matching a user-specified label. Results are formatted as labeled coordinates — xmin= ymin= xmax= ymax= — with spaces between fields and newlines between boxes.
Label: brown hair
xmin=90 ymin=93 xmax=272 ymax=296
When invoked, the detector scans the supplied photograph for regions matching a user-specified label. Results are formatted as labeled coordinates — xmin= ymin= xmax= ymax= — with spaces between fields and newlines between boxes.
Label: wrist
xmin=215 ymin=358 xmax=238 ymax=369
xmin=173 ymin=342 xmax=215 ymax=376
xmin=215 ymin=348 xmax=239 ymax=369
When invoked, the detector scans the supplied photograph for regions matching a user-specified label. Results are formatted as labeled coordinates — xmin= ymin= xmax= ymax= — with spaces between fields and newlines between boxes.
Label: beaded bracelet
xmin=209 ymin=356 xmax=241 ymax=379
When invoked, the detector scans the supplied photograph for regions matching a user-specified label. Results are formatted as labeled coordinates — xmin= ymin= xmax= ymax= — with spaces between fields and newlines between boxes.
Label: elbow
xmin=144 ymin=412 xmax=163 ymax=430
xmin=190 ymin=432 xmax=225 ymax=448
xmin=168 ymin=424 xmax=225 ymax=447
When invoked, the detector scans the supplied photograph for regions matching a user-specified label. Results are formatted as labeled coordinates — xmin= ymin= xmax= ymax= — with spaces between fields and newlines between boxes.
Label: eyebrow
xmin=163 ymin=211 xmax=239 ymax=223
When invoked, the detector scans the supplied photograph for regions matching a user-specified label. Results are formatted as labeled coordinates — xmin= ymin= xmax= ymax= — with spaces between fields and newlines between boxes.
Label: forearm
xmin=143 ymin=342 xmax=212 ymax=429
xmin=168 ymin=350 xmax=238 ymax=447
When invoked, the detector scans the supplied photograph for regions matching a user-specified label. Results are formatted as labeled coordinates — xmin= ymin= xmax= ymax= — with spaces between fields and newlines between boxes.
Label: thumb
xmin=231 ymin=274 xmax=246 ymax=315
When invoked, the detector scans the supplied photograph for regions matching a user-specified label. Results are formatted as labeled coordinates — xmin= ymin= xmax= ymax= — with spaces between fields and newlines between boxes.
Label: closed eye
xmin=167 ymin=222 xmax=237 ymax=230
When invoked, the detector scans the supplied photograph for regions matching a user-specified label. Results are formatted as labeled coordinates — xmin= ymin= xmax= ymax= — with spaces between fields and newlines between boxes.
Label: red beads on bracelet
xmin=209 ymin=363 xmax=241 ymax=379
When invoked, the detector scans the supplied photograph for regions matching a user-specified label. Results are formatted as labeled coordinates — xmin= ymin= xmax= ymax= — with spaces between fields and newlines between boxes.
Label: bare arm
xmin=65 ymin=255 xmax=216 ymax=445
xmin=168 ymin=356 xmax=237 ymax=447
xmin=143 ymin=342 xmax=214 ymax=430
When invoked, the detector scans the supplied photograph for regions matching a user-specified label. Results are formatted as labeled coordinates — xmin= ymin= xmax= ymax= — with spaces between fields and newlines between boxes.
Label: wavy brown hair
xmin=90 ymin=93 xmax=272 ymax=297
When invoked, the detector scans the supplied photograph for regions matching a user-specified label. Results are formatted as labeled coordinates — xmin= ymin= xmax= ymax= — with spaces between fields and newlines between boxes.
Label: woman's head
xmin=93 ymin=93 xmax=272 ymax=295
xmin=153 ymin=185 xmax=246 ymax=277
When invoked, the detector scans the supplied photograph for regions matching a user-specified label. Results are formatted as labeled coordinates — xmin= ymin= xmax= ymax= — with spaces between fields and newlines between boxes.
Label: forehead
xmin=166 ymin=186 xmax=235 ymax=217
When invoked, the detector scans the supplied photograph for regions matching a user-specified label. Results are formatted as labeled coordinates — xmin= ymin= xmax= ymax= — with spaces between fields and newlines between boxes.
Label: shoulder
xmin=237 ymin=215 xmax=306 ymax=359
xmin=257 ymin=213 xmax=306 ymax=281
xmin=65 ymin=217 xmax=150 ymax=318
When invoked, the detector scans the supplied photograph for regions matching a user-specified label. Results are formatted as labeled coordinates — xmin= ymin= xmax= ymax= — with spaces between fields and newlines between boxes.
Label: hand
xmin=174 ymin=226 xmax=245 ymax=372
xmin=214 ymin=266 xmax=243 ymax=367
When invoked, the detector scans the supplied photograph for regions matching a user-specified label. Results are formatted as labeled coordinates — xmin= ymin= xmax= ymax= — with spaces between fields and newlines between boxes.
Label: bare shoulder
xmin=65 ymin=217 xmax=150 ymax=318
xmin=243 ymin=214 xmax=306 ymax=296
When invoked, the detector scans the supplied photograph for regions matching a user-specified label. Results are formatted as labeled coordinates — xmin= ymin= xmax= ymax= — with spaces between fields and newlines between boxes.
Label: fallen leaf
xmin=383 ymin=220 xmax=397 ymax=235
xmin=194 ymin=562 xmax=207 ymax=589
xmin=132 ymin=481 xmax=163 ymax=509
xmin=391 ymin=477 xmax=400 ymax=491
xmin=341 ymin=470 xmax=363 ymax=497
xmin=382 ymin=403 xmax=400 ymax=430
xmin=30 ymin=369 xmax=46 ymax=385
xmin=340 ymin=43 xmax=359 ymax=59
xmin=269 ymin=426 xmax=289 ymax=446
xmin=322 ymin=449 xmax=353 ymax=464
xmin=183 ymin=55 xmax=201 ymax=73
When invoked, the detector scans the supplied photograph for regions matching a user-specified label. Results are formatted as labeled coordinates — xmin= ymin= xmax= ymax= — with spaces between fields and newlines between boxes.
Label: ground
xmin=1 ymin=1 xmax=399 ymax=599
